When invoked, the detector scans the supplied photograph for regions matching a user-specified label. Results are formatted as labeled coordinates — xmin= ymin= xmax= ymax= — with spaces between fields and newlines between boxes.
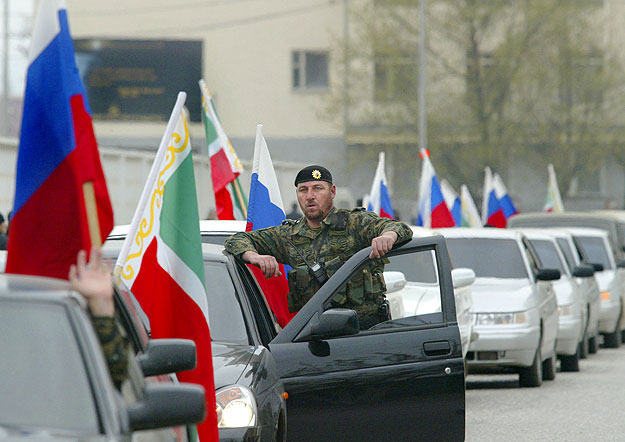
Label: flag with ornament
xmin=116 ymin=92 xmax=218 ymax=442
xmin=199 ymin=79 xmax=247 ymax=220
xmin=543 ymin=163 xmax=564 ymax=212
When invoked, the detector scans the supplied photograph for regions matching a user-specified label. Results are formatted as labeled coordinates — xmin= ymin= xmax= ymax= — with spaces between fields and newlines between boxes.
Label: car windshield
xmin=446 ymin=238 xmax=528 ymax=279
xmin=385 ymin=249 xmax=438 ymax=283
xmin=576 ymin=236 xmax=612 ymax=270
xmin=0 ymin=301 xmax=99 ymax=433
xmin=529 ymin=239 xmax=566 ymax=274
xmin=556 ymin=238 xmax=577 ymax=272
xmin=204 ymin=261 xmax=249 ymax=345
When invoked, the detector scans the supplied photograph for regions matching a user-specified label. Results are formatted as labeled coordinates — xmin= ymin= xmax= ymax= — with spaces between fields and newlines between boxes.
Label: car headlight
xmin=475 ymin=312 xmax=528 ymax=325
xmin=558 ymin=304 xmax=575 ymax=317
xmin=216 ymin=385 xmax=257 ymax=428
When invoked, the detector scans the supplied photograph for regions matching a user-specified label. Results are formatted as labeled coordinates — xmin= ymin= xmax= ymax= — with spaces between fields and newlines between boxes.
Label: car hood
xmin=212 ymin=342 xmax=254 ymax=390
xmin=0 ymin=426 xmax=108 ymax=442
xmin=470 ymin=278 xmax=536 ymax=312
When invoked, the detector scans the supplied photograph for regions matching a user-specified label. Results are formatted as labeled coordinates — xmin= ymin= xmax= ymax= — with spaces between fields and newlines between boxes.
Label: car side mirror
xmin=572 ymin=265 xmax=595 ymax=278
xmin=296 ymin=309 xmax=360 ymax=342
xmin=383 ymin=271 xmax=407 ymax=294
xmin=536 ymin=268 xmax=561 ymax=281
xmin=138 ymin=339 xmax=197 ymax=377
xmin=590 ymin=262 xmax=604 ymax=272
xmin=127 ymin=384 xmax=206 ymax=431
xmin=452 ymin=268 xmax=476 ymax=289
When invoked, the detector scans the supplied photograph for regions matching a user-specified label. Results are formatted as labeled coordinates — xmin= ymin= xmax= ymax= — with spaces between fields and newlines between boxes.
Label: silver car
xmin=522 ymin=230 xmax=591 ymax=371
xmin=439 ymin=228 xmax=559 ymax=387
xmin=547 ymin=229 xmax=602 ymax=355
xmin=566 ymin=227 xmax=625 ymax=348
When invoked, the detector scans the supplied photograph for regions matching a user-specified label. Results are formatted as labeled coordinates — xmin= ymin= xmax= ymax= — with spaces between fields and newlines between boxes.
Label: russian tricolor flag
xmin=367 ymin=152 xmax=394 ymax=219
xmin=7 ymin=1 xmax=113 ymax=279
xmin=481 ymin=167 xmax=506 ymax=228
xmin=440 ymin=179 xmax=462 ymax=227
xmin=493 ymin=172 xmax=518 ymax=220
xmin=246 ymin=124 xmax=294 ymax=326
xmin=417 ymin=149 xmax=455 ymax=228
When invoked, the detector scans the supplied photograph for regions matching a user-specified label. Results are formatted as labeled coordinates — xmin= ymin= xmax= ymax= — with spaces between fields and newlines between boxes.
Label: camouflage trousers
xmin=352 ymin=300 xmax=389 ymax=331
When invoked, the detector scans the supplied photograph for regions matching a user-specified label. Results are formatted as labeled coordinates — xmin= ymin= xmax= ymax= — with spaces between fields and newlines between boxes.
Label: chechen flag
xmin=367 ymin=152 xmax=395 ymax=218
xmin=245 ymin=125 xmax=294 ymax=327
xmin=417 ymin=149 xmax=455 ymax=228
xmin=460 ymin=185 xmax=482 ymax=227
xmin=116 ymin=93 xmax=218 ymax=441
xmin=543 ymin=163 xmax=564 ymax=213
xmin=482 ymin=167 xmax=506 ymax=228
xmin=199 ymin=79 xmax=247 ymax=220
xmin=440 ymin=179 xmax=461 ymax=227
xmin=493 ymin=172 xmax=518 ymax=221
xmin=7 ymin=0 xmax=113 ymax=279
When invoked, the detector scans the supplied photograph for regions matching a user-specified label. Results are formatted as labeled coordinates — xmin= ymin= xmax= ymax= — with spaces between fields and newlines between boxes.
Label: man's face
xmin=296 ymin=181 xmax=335 ymax=222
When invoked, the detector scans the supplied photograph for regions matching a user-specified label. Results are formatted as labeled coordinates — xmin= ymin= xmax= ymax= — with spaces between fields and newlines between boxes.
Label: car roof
xmin=563 ymin=227 xmax=609 ymax=238
xmin=0 ymin=273 xmax=83 ymax=304
xmin=108 ymin=220 xmax=246 ymax=240
xmin=514 ymin=229 xmax=558 ymax=241
xmin=410 ymin=226 xmax=435 ymax=237
xmin=510 ymin=211 xmax=622 ymax=222
xmin=593 ymin=210 xmax=625 ymax=221
xmin=436 ymin=227 xmax=522 ymax=240
xmin=102 ymin=235 xmax=228 ymax=263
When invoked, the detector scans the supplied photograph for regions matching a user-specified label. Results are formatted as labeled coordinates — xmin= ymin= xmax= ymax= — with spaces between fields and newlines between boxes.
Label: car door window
xmin=0 ymin=301 xmax=99 ymax=433
xmin=204 ymin=262 xmax=249 ymax=345
xmin=329 ymin=248 xmax=445 ymax=330
xmin=556 ymin=238 xmax=577 ymax=272
xmin=529 ymin=239 xmax=566 ymax=274
xmin=234 ymin=260 xmax=280 ymax=345
xmin=577 ymin=236 xmax=612 ymax=270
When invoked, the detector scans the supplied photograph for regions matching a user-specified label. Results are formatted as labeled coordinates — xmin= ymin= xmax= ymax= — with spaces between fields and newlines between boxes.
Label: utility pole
xmin=418 ymin=0 xmax=427 ymax=152
xmin=2 ymin=0 xmax=9 ymax=136
xmin=343 ymin=0 xmax=349 ymax=140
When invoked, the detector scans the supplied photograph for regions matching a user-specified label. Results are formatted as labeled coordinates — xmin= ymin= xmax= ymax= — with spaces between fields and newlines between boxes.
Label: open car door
xmin=268 ymin=236 xmax=465 ymax=442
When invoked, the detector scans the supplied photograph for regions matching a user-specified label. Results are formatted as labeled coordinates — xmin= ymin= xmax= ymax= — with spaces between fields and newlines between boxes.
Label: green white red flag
xmin=199 ymin=79 xmax=247 ymax=220
xmin=115 ymin=92 xmax=218 ymax=441
xmin=543 ymin=163 xmax=564 ymax=212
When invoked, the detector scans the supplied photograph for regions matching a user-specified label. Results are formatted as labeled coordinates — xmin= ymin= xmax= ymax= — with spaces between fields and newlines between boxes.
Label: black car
xmin=107 ymin=232 xmax=466 ymax=441
xmin=0 ymin=274 xmax=205 ymax=442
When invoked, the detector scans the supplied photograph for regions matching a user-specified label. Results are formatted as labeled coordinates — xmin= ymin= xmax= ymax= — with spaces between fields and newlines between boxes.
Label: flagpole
xmin=83 ymin=182 xmax=102 ymax=247
xmin=232 ymin=178 xmax=248 ymax=218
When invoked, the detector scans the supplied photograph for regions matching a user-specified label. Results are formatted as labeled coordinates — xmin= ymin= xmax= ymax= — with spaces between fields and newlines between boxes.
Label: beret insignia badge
xmin=312 ymin=170 xmax=322 ymax=179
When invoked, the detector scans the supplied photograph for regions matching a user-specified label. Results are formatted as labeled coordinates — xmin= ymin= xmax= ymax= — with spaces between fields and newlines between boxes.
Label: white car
xmin=546 ymin=229 xmax=601 ymax=354
xmin=521 ymin=229 xmax=591 ymax=371
xmin=439 ymin=228 xmax=559 ymax=387
xmin=566 ymin=227 xmax=625 ymax=348
xmin=384 ymin=226 xmax=475 ymax=360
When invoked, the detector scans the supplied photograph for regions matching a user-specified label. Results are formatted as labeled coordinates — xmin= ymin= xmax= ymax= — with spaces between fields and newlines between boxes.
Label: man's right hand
xmin=242 ymin=251 xmax=282 ymax=279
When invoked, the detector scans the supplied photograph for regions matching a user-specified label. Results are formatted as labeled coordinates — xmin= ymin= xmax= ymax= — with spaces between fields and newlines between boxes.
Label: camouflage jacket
xmin=224 ymin=207 xmax=413 ymax=312
xmin=92 ymin=316 xmax=130 ymax=390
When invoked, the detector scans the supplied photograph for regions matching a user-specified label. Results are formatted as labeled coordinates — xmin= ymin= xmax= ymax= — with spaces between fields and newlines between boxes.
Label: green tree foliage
xmin=329 ymin=0 xmax=625 ymax=198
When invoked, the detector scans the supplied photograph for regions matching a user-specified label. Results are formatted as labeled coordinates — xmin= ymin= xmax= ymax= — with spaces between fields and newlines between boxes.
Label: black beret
xmin=294 ymin=165 xmax=333 ymax=186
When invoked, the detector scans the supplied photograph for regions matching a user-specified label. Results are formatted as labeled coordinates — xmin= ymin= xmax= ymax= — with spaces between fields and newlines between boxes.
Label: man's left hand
xmin=69 ymin=247 xmax=115 ymax=317
xmin=370 ymin=231 xmax=398 ymax=259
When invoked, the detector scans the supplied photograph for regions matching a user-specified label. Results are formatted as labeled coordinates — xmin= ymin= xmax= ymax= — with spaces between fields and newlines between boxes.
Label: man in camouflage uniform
xmin=225 ymin=165 xmax=413 ymax=330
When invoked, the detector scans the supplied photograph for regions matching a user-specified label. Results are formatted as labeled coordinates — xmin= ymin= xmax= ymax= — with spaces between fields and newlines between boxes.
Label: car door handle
xmin=424 ymin=340 xmax=451 ymax=357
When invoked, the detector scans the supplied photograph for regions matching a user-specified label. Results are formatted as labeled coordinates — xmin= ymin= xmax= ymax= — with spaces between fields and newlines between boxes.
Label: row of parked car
xmin=7 ymin=210 xmax=625 ymax=441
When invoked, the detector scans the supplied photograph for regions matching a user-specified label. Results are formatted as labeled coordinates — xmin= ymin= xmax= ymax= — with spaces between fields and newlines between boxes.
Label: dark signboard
xmin=74 ymin=39 xmax=202 ymax=122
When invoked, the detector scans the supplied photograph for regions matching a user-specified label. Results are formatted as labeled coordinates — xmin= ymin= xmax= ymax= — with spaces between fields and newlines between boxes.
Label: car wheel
xmin=542 ymin=346 xmax=557 ymax=381
xmin=603 ymin=316 xmax=621 ymax=349
xmin=588 ymin=333 xmax=599 ymax=354
xmin=519 ymin=345 xmax=542 ymax=388
xmin=560 ymin=346 xmax=580 ymax=372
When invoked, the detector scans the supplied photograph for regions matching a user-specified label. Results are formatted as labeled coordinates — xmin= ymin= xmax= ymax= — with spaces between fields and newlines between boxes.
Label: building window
xmin=292 ymin=50 xmax=329 ymax=90
xmin=374 ymin=51 xmax=417 ymax=102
